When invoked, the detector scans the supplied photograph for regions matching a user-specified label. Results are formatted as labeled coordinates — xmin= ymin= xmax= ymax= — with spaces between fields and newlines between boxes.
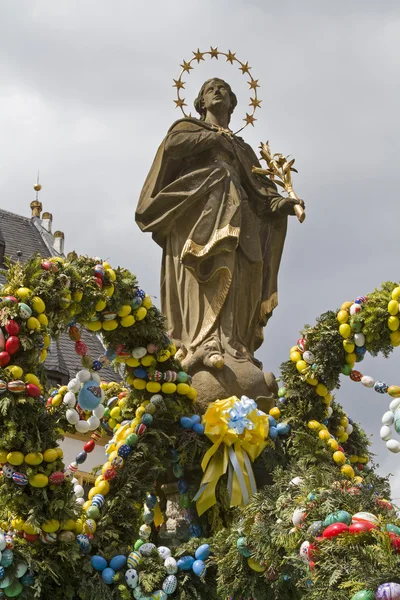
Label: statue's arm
xmin=165 ymin=122 xmax=228 ymax=159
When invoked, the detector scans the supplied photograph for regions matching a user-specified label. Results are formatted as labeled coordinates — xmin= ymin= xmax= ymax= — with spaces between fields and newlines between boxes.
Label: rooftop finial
xmin=31 ymin=171 xmax=43 ymax=218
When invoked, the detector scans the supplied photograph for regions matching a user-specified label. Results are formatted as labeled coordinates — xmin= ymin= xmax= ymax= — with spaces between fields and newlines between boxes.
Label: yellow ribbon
xmin=195 ymin=396 xmax=269 ymax=516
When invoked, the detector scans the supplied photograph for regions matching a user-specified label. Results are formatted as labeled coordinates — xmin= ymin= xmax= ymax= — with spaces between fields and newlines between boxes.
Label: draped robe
xmin=136 ymin=118 xmax=288 ymax=363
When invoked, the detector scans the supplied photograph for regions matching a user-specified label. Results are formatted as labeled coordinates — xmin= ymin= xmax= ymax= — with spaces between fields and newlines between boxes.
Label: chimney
xmin=53 ymin=230 xmax=64 ymax=255
xmin=30 ymin=200 xmax=42 ymax=218
xmin=41 ymin=212 xmax=53 ymax=233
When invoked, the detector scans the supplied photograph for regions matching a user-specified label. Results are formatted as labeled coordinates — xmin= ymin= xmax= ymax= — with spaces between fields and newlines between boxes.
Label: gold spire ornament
xmin=173 ymin=47 xmax=261 ymax=134
xmin=252 ymin=142 xmax=306 ymax=223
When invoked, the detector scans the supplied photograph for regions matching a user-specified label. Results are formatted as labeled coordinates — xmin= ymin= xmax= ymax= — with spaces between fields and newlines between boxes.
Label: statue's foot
xmin=203 ymin=352 xmax=224 ymax=370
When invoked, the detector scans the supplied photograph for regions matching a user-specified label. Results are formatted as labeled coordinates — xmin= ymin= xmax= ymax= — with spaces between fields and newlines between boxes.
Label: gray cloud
xmin=1 ymin=0 xmax=400 ymax=498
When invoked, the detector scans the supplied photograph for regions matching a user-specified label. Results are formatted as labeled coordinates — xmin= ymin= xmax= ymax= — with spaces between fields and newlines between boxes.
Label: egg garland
xmin=0 ymin=535 xmax=34 ymax=598
xmin=59 ymin=369 xmax=105 ymax=436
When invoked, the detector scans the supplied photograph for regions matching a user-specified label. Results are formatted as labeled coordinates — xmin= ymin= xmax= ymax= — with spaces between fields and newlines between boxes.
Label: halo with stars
xmin=173 ymin=47 xmax=262 ymax=134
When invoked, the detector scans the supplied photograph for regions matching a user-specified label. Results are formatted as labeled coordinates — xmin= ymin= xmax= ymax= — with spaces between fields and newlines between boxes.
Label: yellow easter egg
xmin=24 ymin=452 xmax=43 ymax=466
xmin=316 ymin=384 xmax=328 ymax=397
xmin=169 ymin=343 xmax=177 ymax=356
xmin=162 ymin=382 xmax=177 ymax=395
xmin=43 ymin=335 xmax=51 ymax=349
xmin=350 ymin=455 xmax=359 ymax=464
xmin=322 ymin=393 xmax=332 ymax=406
xmin=187 ymin=387 xmax=197 ymax=400
xmin=27 ymin=316 xmax=41 ymax=331
xmin=52 ymin=394 xmax=63 ymax=407
xmin=341 ymin=301 xmax=353 ymax=310
xmin=73 ymin=290 xmax=83 ymax=301
xmin=83 ymin=499 xmax=92 ymax=512
xmin=319 ymin=430 xmax=330 ymax=441
xmin=97 ymin=480 xmax=110 ymax=496
xmin=388 ymin=316 xmax=400 ymax=331
xmin=269 ymin=407 xmax=281 ymax=419
xmin=142 ymin=295 xmax=153 ymax=309
xmin=102 ymin=261 xmax=111 ymax=270
xmin=390 ymin=331 xmax=400 ymax=346
xmin=296 ymin=360 xmax=307 ymax=373
xmin=8 ymin=366 xmax=23 ymax=379
xmin=157 ymin=349 xmax=170 ymax=362
xmin=338 ymin=432 xmax=349 ymax=443
xmin=74 ymin=520 xmax=84 ymax=534
xmin=117 ymin=305 xmax=131 ymax=317
xmin=290 ymin=351 xmax=302 ymax=363
xmin=88 ymin=487 xmax=99 ymax=501
xmin=391 ymin=286 xmax=400 ymax=300
xmin=29 ymin=474 xmax=49 ymax=488
xmin=339 ymin=324 xmax=351 ymax=338
xmin=110 ymin=407 xmax=121 ymax=419
xmin=0 ymin=450 xmax=8 ymax=463
xmin=106 ymin=268 xmax=116 ymax=282
xmin=87 ymin=321 xmax=102 ymax=332
xmin=22 ymin=522 xmax=39 ymax=535
xmin=121 ymin=315 xmax=135 ymax=328
xmin=358 ymin=455 xmax=369 ymax=464
xmin=32 ymin=296 xmax=45 ymax=313
xmin=95 ymin=299 xmax=107 ymax=312
xmin=7 ymin=452 xmax=24 ymax=466
xmin=84 ymin=519 xmax=97 ymax=534
xmin=353 ymin=476 xmax=363 ymax=485
xmin=24 ymin=373 xmax=40 ymax=386
xmin=345 ymin=353 xmax=356 ymax=365
xmin=56 ymin=447 xmax=64 ymax=458
xmin=388 ymin=300 xmax=399 ymax=315
xmin=337 ymin=310 xmax=349 ymax=324
xmin=134 ymin=307 xmax=147 ymax=321
xmin=343 ymin=340 xmax=355 ymax=353
xmin=61 ymin=519 xmax=76 ymax=531
xmin=108 ymin=451 xmax=118 ymax=463
xmin=38 ymin=314 xmax=48 ymax=326
xmin=42 ymin=519 xmax=60 ymax=533
xmin=247 ymin=558 xmax=266 ymax=573
xmin=39 ymin=349 xmax=47 ymax=363
xmin=108 ymin=418 xmax=117 ymax=429
xmin=102 ymin=319 xmax=118 ymax=331
xmin=126 ymin=357 xmax=140 ymax=367
xmin=177 ymin=383 xmax=190 ymax=396
xmin=306 ymin=377 xmax=318 ymax=386
xmin=133 ymin=378 xmax=147 ymax=391
xmin=104 ymin=284 xmax=114 ymax=297
xmin=307 ymin=420 xmax=321 ymax=431
xmin=141 ymin=354 xmax=155 ymax=367
xmin=333 ymin=451 xmax=346 ymax=465
xmin=16 ymin=287 xmax=32 ymax=300
xmin=102 ymin=461 xmax=112 ymax=474
xmin=11 ymin=518 xmax=24 ymax=531
xmin=146 ymin=382 xmax=161 ymax=393
xmin=43 ymin=449 xmax=58 ymax=463
xmin=340 ymin=416 xmax=349 ymax=427
xmin=327 ymin=439 xmax=339 ymax=451
xmin=341 ymin=465 xmax=354 ymax=478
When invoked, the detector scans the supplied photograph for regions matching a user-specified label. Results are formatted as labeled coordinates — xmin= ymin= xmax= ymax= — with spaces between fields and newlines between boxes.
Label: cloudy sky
xmin=1 ymin=0 xmax=400 ymax=498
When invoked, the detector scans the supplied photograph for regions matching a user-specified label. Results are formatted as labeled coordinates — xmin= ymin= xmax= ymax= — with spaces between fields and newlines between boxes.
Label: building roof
xmin=0 ymin=206 xmax=120 ymax=383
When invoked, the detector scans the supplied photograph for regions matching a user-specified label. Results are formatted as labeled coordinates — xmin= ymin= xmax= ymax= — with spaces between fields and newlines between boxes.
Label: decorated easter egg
xmin=76 ymin=534 xmax=91 ymax=552
xmin=139 ymin=543 xmax=156 ymax=557
xmin=164 ymin=556 xmax=177 ymax=574
xmin=388 ymin=386 xmax=400 ymax=398
xmin=350 ymin=592 xmax=375 ymax=600
xmin=139 ymin=524 xmax=151 ymax=539
xmin=375 ymin=583 xmax=400 ymax=600
xmin=49 ymin=471 xmax=65 ymax=485
xmin=303 ymin=350 xmax=315 ymax=364
xmin=352 ymin=512 xmax=378 ymax=525
xmin=299 ymin=541 xmax=311 ymax=561
xmin=127 ymin=551 xmax=142 ymax=569
xmin=1 ymin=549 xmax=13 ymax=567
xmin=40 ymin=532 xmax=57 ymax=544
xmin=18 ymin=303 xmax=32 ymax=319
xmin=101 ymin=567 xmax=115 ymax=584
xmin=322 ymin=523 xmax=349 ymax=538
xmin=387 ymin=524 xmax=400 ymax=536
xmin=374 ymin=381 xmax=388 ymax=394
xmin=12 ymin=472 xmax=28 ymax=485
xmin=151 ymin=592 xmax=168 ymax=600
xmin=157 ymin=546 xmax=171 ymax=560
xmin=195 ymin=544 xmax=210 ymax=561
xmin=0 ymin=381 xmax=6 ymax=394
xmin=7 ymin=381 xmax=25 ymax=394
xmin=92 ymin=494 xmax=105 ymax=508
xmin=2 ymin=464 xmax=14 ymax=478
xmin=306 ymin=521 xmax=323 ymax=537
xmin=5 ymin=336 xmax=20 ymax=355
xmin=323 ymin=510 xmax=351 ymax=527
xmin=292 ymin=508 xmax=306 ymax=527
xmin=361 ymin=375 xmax=375 ymax=388
xmin=118 ymin=444 xmax=132 ymax=459
xmin=109 ymin=555 xmax=127 ymax=571
xmin=125 ymin=568 xmax=139 ymax=589
xmin=78 ymin=380 xmax=102 ymax=411
xmin=58 ymin=531 xmax=75 ymax=543
xmin=177 ymin=556 xmax=195 ymax=571
xmin=162 ymin=574 xmax=177 ymax=594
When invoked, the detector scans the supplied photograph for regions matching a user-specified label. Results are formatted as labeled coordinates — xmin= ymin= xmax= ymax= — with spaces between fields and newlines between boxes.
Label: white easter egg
xmin=132 ymin=347 xmax=147 ymax=359
xmin=382 ymin=411 xmax=395 ymax=426
xmin=302 ymin=351 xmax=315 ymax=364
xmin=157 ymin=546 xmax=172 ymax=559
xmin=327 ymin=406 xmax=333 ymax=417
xmin=68 ymin=378 xmax=81 ymax=393
xmin=345 ymin=424 xmax=353 ymax=435
xmin=386 ymin=439 xmax=400 ymax=453
xmin=164 ymin=557 xmax=177 ymax=574
xmin=290 ymin=477 xmax=303 ymax=486
xmin=87 ymin=416 xmax=100 ymax=430
xmin=125 ymin=568 xmax=138 ymax=589
xmin=93 ymin=404 xmax=105 ymax=418
xmin=74 ymin=485 xmax=84 ymax=498
xmin=91 ymin=373 xmax=101 ymax=385
xmin=299 ymin=541 xmax=310 ymax=561
xmin=354 ymin=333 xmax=366 ymax=347
xmin=77 ymin=369 xmax=91 ymax=383
xmin=380 ymin=425 xmax=392 ymax=441
xmin=361 ymin=376 xmax=375 ymax=388
xmin=390 ymin=398 xmax=400 ymax=412
xmin=66 ymin=409 xmax=80 ymax=425
xmin=292 ymin=508 xmax=306 ymax=527
xmin=63 ymin=392 xmax=76 ymax=408
xmin=349 ymin=303 xmax=361 ymax=316
xmin=75 ymin=420 xmax=90 ymax=434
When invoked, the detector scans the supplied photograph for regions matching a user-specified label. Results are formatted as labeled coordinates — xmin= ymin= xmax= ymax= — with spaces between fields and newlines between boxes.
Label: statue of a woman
xmin=136 ymin=78 xmax=304 ymax=405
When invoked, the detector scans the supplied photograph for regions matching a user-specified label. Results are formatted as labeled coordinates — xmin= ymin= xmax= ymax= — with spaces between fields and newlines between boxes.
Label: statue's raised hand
xmin=278 ymin=196 xmax=305 ymax=216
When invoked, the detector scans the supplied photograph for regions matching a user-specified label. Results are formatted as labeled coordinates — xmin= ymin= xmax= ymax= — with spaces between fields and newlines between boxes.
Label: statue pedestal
xmin=158 ymin=483 xmax=191 ymax=547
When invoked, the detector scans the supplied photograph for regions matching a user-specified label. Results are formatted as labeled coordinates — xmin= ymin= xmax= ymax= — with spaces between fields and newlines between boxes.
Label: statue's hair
xmin=194 ymin=78 xmax=237 ymax=121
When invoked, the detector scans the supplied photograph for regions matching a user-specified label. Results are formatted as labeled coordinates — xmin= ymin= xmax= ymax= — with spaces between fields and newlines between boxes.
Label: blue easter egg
xmin=191 ymin=415 xmax=201 ymax=424
xmin=193 ymin=423 xmax=205 ymax=435
xmin=109 ymin=554 xmax=127 ymax=571
xmin=270 ymin=426 xmax=279 ymax=440
xmin=76 ymin=534 xmax=91 ymax=552
xmin=142 ymin=413 xmax=153 ymax=426
xmin=131 ymin=297 xmax=142 ymax=310
xmin=91 ymin=555 xmax=107 ymax=571
xmin=177 ymin=479 xmax=189 ymax=494
xmin=76 ymin=451 xmax=87 ymax=464
xmin=180 ymin=417 xmax=194 ymax=429
xmin=277 ymin=422 xmax=291 ymax=436
xmin=236 ymin=537 xmax=251 ymax=557
xmin=189 ymin=524 xmax=202 ymax=537
xmin=92 ymin=360 xmax=102 ymax=371
xmin=267 ymin=415 xmax=277 ymax=428
xmin=173 ymin=464 xmax=184 ymax=478
xmin=0 ymin=567 xmax=4 ymax=580
xmin=374 ymin=381 xmax=388 ymax=394
xmin=278 ymin=396 xmax=287 ymax=405
xmin=78 ymin=380 xmax=102 ymax=410
xmin=192 ymin=559 xmax=206 ymax=577
xmin=145 ymin=494 xmax=157 ymax=509
xmin=1 ymin=549 xmax=13 ymax=568
xmin=92 ymin=494 xmax=105 ymax=509
xmin=306 ymin=520 xmax=323 ymax=537
xmin=177 ymin=556 xmax=194 ymax=571
xmin=20 ymin=571 xmax=34 ymax=586
xmin=118 ymin=444 xmax=132 ymax=458
xmin=195 ymin=544 xmax=210 ymax=561
xmin=134 ymin=367 xmax=147 ymax=379
xmin=101 ymin=567 xmax=116 ymax=585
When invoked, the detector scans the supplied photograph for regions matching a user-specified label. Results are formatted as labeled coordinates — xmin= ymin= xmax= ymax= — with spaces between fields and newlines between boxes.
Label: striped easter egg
xmin=127 ymin=551 xmax=142 ymax=569
xmin=12 ymin=471 xmax=28 ymax=485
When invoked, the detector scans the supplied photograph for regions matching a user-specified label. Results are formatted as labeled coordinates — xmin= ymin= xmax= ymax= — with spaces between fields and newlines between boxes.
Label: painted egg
xmin=193 ymin=423 xmax=205 ymax=434
xmin=58 ymin=531 xmax=75 ymax=543
xmin=352 ymin=512 xmax=379 ymax=525
xmin=247 ymin=558 xmax=266 ymax=572
xmin=101 ymin=567 xmax=116 ymax=584
xmin=151 ymin=592 xmax=168 ymax=600
xmin=164 ymin=556 xmax=177 ymax=574
xmin=388 ymin=386 xmax=400 ymax=398
xmin=4 ymin=535 xmax=13 ymax=550
xmin=26 ymin=383 xmax=41 ymax=397
xmin=49 ymin=471 xmax=65 ymax=485
xmin=292 ymin=508 xmax=306 ymax=527
xmin=390 ymin=398 xmax=400 ymax=412
xmin=76 ymin=534 xmax=91 ymax=552
xmin=297 ymin=338 xmax=306 ymax=352
xmin=394 ymin=408 xmax=400 ymax=435
xmin=350 ymin=592 xmax=375 ymax=600
xmin=361 ymin=376 xmax=375 ymax=388
xmin=303 ymin=351 xmax=315 ymax=364
xmin=0 ymin=381 xmax=6 ymax=394
xmin=2 ymin=465 xmax=14 ymax=478
xmin=127 ymin=551 xmax=142 ymax=569
xmin=349 ymin=522 xmax=377 ymax=534
xmin=91 ymin=555 xmax=107 ymax=571
xmin=117 ymin=444 xmax=132 ymax=459
xmin=387 ymin=524 xmax=400 ymax=536
xmin=102 ymin=312 xmax=117 ymax=321
xmin=131 ymin=347 xmax=147 ymax=359
xmin=12 ymin=472 xmax=28 ymax=485
xmin=277 ymin=422 xmax=290 ymax=436
xmin=78 ymin=380 xmax=102 ymax=411
xmin=109 ymin=555 xmax=127 ymax=571
xmin=0 ymin=573 xmax=11 ymax=589
xmin=133 ymin=588 xmax=144 ymax=600
xmin=349 ymin=303 xmax=362 ymax=315
xmin=124 ymin=568 xmax=139 ymax=589
xmin=5 ymin=336 xmax=20 ymax=355
xmin=92 ymin=494 xmax=105 ymax=508
xmin=139 ymin=524 xmax=151 ymax=539
xmin=29 ymin=474 xmax=48 ymax=488
xmin=322 ymin=523 xmax=349 ymax=538
xmin=40 ymin=532 xmax=57 ymax=544
xmin=18 ymin=303 xmax=32 ymax=319
xmin=236 ymin=536 xmax=251 ymax=557
xmin=353 ymin=332 xmax=365 ymax=347
xmin=299 ymin=541 xmax=311 ymax=561
xmin=180 ymin=416 xmax=194 ymax=429
xmin=163 ymin=370 xmax=178 ymax=382
xmin=1 ymin=549 xmax=13 ymax=567
xmin=177 ymin=556 xmax=194 ymax=571
xmin=162 ymin=575 xmax=177 ymax=594
xmin=323 ymin=511 xmax=351 ymax=527
xmin=15 ymin=561 xmax=28 ymax=578
xmin=139 ymin=543 xmax=156 ymax=557
xmin=375 ymin=582 xmax=400 ymax=600
xmin=374 ymin=381 xmax=388 ymax=394
xmin=195 ymin=544 xmax=210 ymax=561
xmin=7 ymin=381 xmax=25 ymax=393
xmin=94 ymin=264 xmax=105 ymax=278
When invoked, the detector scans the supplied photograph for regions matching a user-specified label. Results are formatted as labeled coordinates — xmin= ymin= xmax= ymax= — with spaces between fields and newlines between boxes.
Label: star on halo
xmin=192 ymin=49 xmax=205 ymax=63
xmin=209 ymin=46 xmax=219 ymax=59
xmin=244 ymin=113 xmax=256 ymax=126
xmin=248 ymin=79 xmax=260 ymax=90
xmin=225 ymin=50 xmax=236 ymax=64
xmin=249 ymin=97 xmax=262 ymax=108
xmin=239 ymin=61 xmax=251 ymax=74
xmin=174 ymin=98 xmax=187 ymax=109
xmin=173 ymin=79 xmax=185 ymax=90
xmin=180 ymin=60 xmax=193 ymax=73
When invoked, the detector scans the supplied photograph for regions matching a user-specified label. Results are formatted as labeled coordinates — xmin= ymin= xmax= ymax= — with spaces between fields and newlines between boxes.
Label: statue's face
xmin=202 ymin=79 xmax=231 ymax=116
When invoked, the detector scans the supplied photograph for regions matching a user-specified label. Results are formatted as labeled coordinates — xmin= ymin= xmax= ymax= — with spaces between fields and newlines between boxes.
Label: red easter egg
xmin=5 ymin=336 xmax=20 ymax=355
xmin=0 ymin=351 xmax=11 ymax=367
xmin=3 ymin=296 xmax=18 ymax=304
xmin=84 ymin=440 xmax=95 ymax=453
xmin=103 ymin=467 xmax=117 ymax=481
xmin=49 ymin=471 xmax=65 ymax=485
xmin=24 ymin=533 xmax=39 ymax=543
xmin=5 ymin=320 xmax=20 ymax=336
xmin=349 ymin=522 xmax=377 ymax=534
xmin=389 ymin=532 xmax=400 ymax=552
xmin=322 ymin=523 xmax=349 ymax=538
xmin=338 ymin=446 xmax=344 ymax=453
xmin=95 ymin=277 xmax=103 ymax=288
xmin=75 ymin=341 xmax=87 ymax=356
xmin=26 ymin=383 xmax=41 ymax=398
xmin=41 ymin=261 xmax=52 ymax=271
xmin=297 ymin=338 xmax=306 ymax=352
